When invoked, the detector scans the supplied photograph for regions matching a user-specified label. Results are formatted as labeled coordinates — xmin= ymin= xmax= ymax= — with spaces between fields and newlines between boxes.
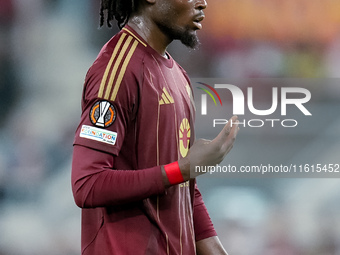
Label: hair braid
xmin=100 ymin=0 xmax=137 ymax=29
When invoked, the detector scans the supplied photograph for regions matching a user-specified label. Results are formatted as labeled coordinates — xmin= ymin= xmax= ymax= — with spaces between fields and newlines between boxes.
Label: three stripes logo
xmin=197 ymin=82 xmax=223 ymax=115
xmin=159 ymin=87 xmax=175 ymax=105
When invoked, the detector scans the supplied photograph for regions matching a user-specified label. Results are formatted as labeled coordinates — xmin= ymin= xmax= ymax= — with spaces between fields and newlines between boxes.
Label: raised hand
xmin=179 ymin=116 xmax=239 ymax=180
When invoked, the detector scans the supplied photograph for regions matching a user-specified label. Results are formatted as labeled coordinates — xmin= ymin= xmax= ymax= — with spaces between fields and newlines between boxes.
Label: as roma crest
xmin=179 ymin=118 xmax=191 ymax=158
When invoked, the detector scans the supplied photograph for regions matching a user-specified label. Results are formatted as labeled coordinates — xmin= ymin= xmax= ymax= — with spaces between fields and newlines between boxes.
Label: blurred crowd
xmin=0 ymin=0 xmax=340 ymax=254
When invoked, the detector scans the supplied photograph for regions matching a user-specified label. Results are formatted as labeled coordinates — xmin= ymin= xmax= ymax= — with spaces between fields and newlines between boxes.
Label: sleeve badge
xmin=89 ymin=100 xmax=116 ymax=128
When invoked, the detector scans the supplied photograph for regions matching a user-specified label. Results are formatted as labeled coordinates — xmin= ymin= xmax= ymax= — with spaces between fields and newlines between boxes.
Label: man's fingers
xmin=213 ymin=116 xmax=238 ymax=144
xmin=229 ymin=117 xmax=239 ymax=140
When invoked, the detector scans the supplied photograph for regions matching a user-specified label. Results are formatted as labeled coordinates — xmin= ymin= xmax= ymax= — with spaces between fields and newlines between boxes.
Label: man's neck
xmin=127 ymin=15 xmax=172 ymax=57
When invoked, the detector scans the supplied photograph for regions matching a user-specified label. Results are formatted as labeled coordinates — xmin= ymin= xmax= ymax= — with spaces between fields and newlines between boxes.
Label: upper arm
xmin=74 ymin=39 xmax=142 ymax=157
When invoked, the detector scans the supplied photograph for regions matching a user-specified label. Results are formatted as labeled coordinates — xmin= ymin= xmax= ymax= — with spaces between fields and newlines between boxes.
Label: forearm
xmin=72 ymin=145 xmax=165 ymax=208
xmin=193 ymin=185 xmax=217 ymax=241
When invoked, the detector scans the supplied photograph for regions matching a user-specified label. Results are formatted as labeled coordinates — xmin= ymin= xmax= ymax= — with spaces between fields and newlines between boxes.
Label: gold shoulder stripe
xmin=122 ymin=28 xmax=147 ymax=47
xmin=104 ymin=36 xmax=134 ymax=99
xmin=98 ymin=33 xmax=127 ymax=98
xmin=111 ymin=40 xmax=139 ymax=101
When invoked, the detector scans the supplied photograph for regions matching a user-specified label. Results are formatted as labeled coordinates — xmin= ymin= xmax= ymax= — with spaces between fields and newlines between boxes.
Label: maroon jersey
xmin=72 ymin=26 xmax=216 ymax=254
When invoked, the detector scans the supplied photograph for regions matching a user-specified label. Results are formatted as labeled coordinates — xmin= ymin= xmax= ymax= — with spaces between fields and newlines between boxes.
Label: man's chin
xmin=179 ymin=30 xmax=200 ymax=49
xmin=159 ymin=23 xmax=200 ymax=49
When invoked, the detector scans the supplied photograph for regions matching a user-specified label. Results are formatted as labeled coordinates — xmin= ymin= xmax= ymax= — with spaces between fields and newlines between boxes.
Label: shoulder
xmin=89 ymin=30 xmax=148 ymax=81
xmin=83 ymin=29 xmax=149 ymax=102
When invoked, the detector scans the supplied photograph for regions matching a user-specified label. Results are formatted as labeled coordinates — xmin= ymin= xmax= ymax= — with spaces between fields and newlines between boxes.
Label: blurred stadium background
xmin=0 ymin=0 xmax=340 ymax=254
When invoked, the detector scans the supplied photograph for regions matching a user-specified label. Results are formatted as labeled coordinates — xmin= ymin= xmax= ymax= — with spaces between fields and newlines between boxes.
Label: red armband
xmin=164 ymin=161 xmax=184 ymax=185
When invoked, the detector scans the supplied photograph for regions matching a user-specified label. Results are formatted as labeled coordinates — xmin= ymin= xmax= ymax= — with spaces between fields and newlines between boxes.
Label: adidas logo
xmin=159 ymin=87 xmax=174 ymax=105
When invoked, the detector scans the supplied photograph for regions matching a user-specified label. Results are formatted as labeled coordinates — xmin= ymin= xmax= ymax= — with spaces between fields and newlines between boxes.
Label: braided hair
xmin=100 ymin=0 xmax=137 ymax=29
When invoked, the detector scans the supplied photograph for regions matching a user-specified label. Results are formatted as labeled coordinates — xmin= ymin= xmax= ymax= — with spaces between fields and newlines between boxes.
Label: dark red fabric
xmin=72 ymin=145 xmax=165 ymax=207
xmin=72 ymin=25 xmax=216 ymax=255
xmin=193 ymin=185 xmax=218 ymax=241
xmin=0 ymin=0 xmax=15 ymax=22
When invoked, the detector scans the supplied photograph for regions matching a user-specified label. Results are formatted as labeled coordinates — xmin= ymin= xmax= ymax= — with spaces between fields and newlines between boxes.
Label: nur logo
xmin=196 ymin=81 xmax=312 ymax=128
xmin=197 ymin=82 xmax=223 ymax=115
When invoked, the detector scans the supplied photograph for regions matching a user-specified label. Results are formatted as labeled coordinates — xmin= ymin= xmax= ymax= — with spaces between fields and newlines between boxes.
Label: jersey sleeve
xmin=72 ymin=144 xmax=165 ymax=208
xmin=73 ymin=38 xmax=141 ymax=156
xmin=193 ymin=184 xmax=217 ymax=241
xmin=71 ymin=38 xmax=168 ymax=207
